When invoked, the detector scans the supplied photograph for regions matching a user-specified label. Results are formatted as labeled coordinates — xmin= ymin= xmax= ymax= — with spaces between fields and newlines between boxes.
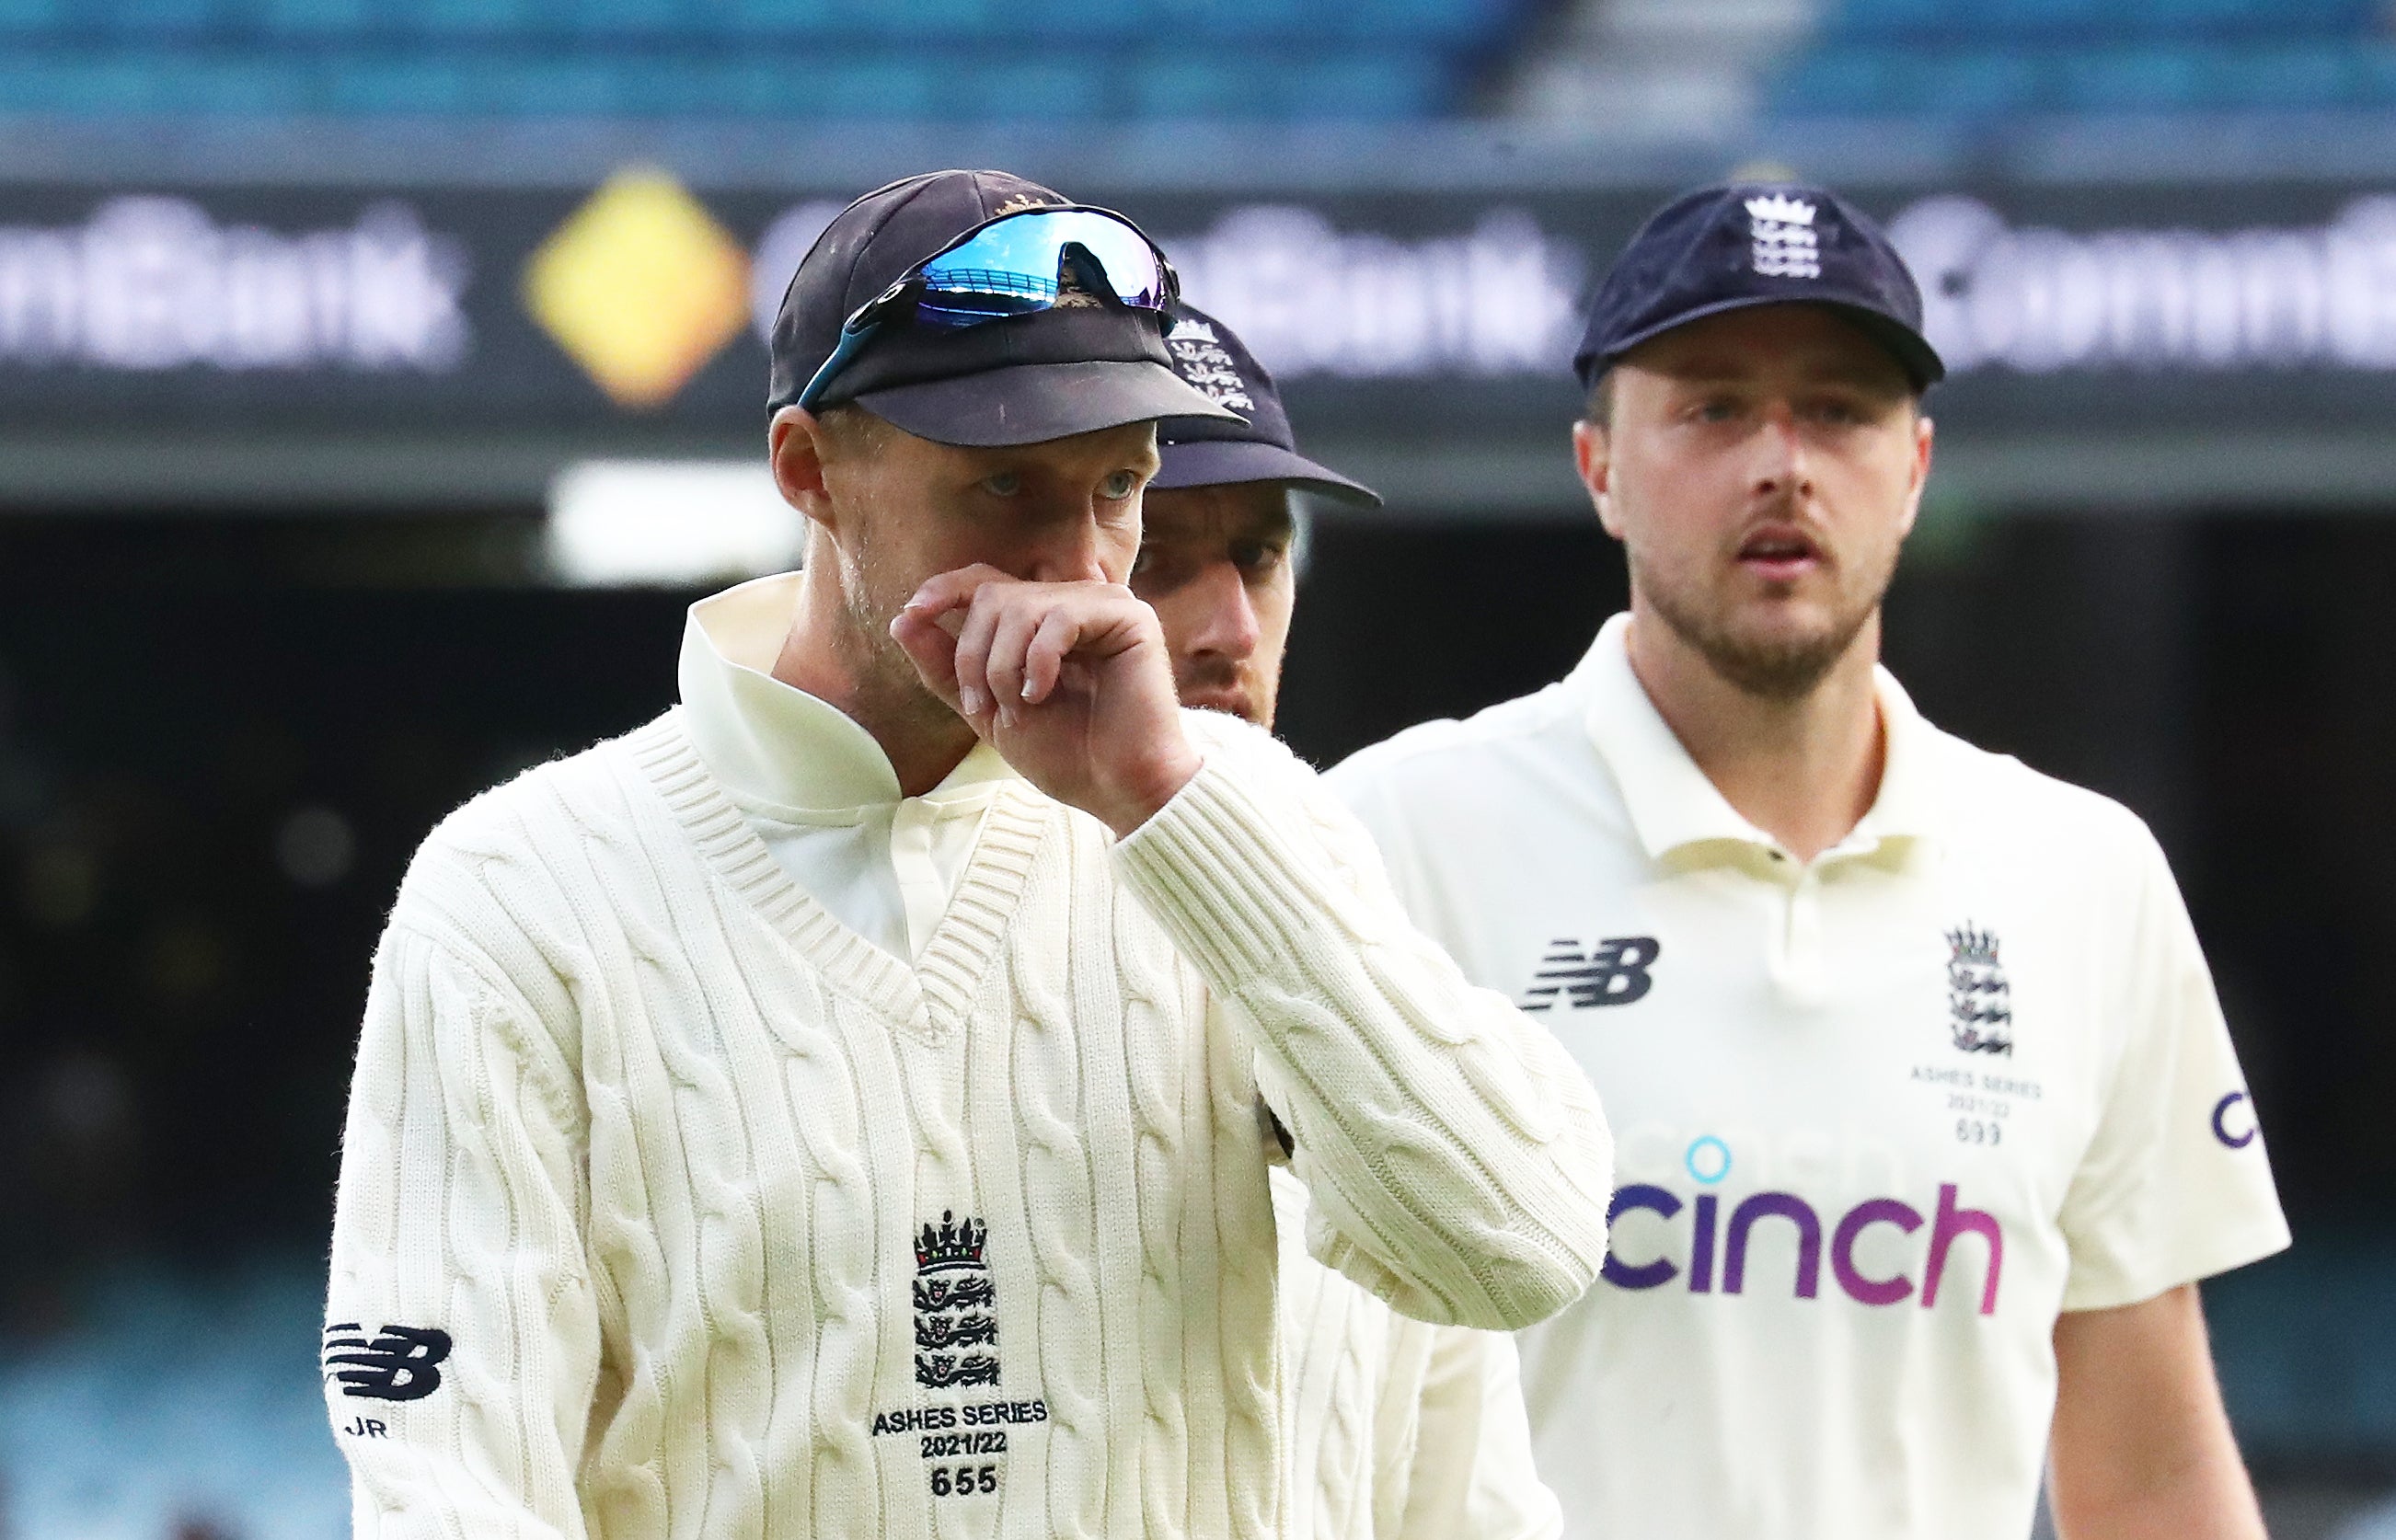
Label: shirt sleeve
xmin=1393 ymin=1326 xmax=1563 ymax=1540
xmin=324 ymin=915 xmax=601 ymax=1539
xmin=1114 ymin=710 xmax=1615 ymax=1331
xmin=2056 ymin=820 xmax=2291 ymax=1312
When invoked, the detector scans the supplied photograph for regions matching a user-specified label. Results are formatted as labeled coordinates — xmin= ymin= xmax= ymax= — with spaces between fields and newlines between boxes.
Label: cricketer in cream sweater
xmin=322 ymin=169 xmax=1614 ymax=1540
xmin=1136 ymin=299 xmax=1562 ymax=1540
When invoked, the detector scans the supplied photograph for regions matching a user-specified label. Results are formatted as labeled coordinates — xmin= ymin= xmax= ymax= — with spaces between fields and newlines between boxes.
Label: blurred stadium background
xmin=5 ymin=0 xmax=2396 ymax=1534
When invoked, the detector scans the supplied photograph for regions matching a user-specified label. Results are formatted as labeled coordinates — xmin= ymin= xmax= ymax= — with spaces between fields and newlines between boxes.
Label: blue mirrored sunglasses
xmin=794 ymin=205 xmax=1178 ymax=413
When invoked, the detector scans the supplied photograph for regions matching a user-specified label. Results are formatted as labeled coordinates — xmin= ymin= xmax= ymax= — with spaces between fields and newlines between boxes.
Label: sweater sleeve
xmin=324 ymin=913 xmax=600 ymax=1540
xmin=1113 ymin=711 xmax=1614 ymax=1329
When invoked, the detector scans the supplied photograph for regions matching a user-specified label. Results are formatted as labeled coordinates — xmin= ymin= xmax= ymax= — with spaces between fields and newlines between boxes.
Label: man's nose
xmin=1751 ymin=401 xmax=1811 ymax=498
xmin=1025 ymin=519 xmax=1109 ymax=585
xmin=1185 ymin=560 xmax=1261 ymax=659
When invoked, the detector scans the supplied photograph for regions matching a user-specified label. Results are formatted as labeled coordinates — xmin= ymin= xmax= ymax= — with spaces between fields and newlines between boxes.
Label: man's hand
xmin=889 ymin=566 xmax=1201 ymax=838
xmin=2047 ymin=1283 xmax=2266 ymax=1540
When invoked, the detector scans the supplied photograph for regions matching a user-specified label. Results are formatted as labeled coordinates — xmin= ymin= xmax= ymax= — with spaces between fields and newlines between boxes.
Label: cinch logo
xmin=1600 ymin=1168 xmax=2004 ymax=1315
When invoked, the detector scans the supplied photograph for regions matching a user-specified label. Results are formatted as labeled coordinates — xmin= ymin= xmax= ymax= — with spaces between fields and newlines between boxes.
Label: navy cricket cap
xmin=765 ymin=169 xmax=1237 ymax=446
xmin=1150 ymin=303 xmax=1381 ymax=509
xmin=1575 ymin=181 xmax=1944 ymax=394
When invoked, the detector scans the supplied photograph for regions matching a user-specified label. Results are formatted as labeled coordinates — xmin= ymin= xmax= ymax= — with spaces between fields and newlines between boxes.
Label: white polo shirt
xmin=1325 ymin=614 xmax=2289 ymax=1540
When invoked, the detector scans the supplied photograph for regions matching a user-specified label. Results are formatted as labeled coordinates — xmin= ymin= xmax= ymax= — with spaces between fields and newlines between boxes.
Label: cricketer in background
xmin=1328 ymin=182 xmax=2287 ymax=1540
xmin=1140 ymin=299 xmax=1563 ymax=1540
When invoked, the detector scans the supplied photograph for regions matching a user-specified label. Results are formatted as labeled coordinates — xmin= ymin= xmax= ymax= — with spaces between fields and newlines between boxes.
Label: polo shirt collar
xmin=677 ymin=571 xmax=1017 ymax=814
xmin=1576 ymin=612 xmax=1939 ymax=864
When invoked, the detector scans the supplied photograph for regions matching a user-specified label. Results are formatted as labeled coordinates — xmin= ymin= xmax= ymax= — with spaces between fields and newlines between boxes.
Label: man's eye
xmin=1234 ymin=542 xmax=1287 ymax=573
xmin=982 ymin=471 xmax=1023 ymax=497
xmin=1130 ymin=547 xmax=1155 ymax=577
xmin=1100 ymin=470 xmax=1140 ymax=500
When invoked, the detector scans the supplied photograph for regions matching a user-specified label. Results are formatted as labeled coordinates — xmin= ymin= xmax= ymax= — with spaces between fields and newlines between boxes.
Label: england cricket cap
xmin=1575 ymin=181 xmax=1945 ymax=394
xmin=765 ymin=168 xmax=1238 ymax=446
xmin=1150 ymin=302 xmax=1382 ymax=509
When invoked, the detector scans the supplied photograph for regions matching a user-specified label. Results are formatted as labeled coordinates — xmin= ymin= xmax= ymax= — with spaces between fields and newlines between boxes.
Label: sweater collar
xmin=677 ymin=571 xmax=1017 ymax=814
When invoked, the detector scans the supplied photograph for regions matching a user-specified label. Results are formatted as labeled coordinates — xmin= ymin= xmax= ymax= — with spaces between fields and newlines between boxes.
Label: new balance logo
xmin=322 ymin=1322 xmax=452 ymax=1402
xmin=1524 ymin=936 xmax=1661 ymax=1010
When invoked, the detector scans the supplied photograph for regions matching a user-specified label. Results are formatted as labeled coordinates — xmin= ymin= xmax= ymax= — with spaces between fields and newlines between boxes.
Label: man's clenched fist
xmin=889 ymin=565 xmax=1202 ymax=838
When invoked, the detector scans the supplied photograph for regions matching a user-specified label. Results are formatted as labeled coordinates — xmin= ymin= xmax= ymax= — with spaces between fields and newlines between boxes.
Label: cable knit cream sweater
xmin=323 ymin=705 xmax=1611 ymax=1539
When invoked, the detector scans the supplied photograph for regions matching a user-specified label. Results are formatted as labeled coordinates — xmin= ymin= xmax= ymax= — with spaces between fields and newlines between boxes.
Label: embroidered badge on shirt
xmin=1944 ymin=924 xmax=2014 ymax=1055
xmin=914 ymin=1211 xmax=999 ymax=1388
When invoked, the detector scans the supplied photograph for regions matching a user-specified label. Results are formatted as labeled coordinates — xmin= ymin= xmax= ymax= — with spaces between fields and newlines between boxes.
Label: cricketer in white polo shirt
xmin=1326 ymin=182 xmax=2289 ymax=1539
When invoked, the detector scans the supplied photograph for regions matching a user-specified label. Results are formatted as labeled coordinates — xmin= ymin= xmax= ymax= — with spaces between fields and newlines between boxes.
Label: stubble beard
xmin=1636 ymin=546 xmax=1895 ymax=703
xmin=833 ymin=520 xmax=976 ymax=754
xmin=1174 ymin=655 xmax=1277 ymax=730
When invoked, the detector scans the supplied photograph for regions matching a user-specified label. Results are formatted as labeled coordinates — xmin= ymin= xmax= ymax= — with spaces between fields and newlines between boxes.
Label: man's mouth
xmin=1182 ymin=689 xmax=1261 ymax=724
xmin=1736 ymin=524 xmax=1825 ymax=584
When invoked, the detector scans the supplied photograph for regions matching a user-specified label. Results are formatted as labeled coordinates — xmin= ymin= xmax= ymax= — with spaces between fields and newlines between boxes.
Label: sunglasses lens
xmin=912 ymin=211 xmax=1169 ymax=328
xmin=796 ymin=208 xmax=1170 ymax=410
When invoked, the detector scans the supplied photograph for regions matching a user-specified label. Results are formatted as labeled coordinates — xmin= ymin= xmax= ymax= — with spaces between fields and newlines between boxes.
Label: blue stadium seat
xmin=485 ymin=55 xmax=633 ymax=114
xmin=1787 ymin=0 xmax=2389 ymax=122
xmin=0 ymin=0 xmax=61 ymax=34
xmin=2053 ymin=45 xmax=2208 ymax=111
xmin=789 ymin=54 xmax=935 ymax=118
xmin=1294 ymin=52 xmax=1449 ymax=117
xmin=1768 ymin=43 xmax=1927 ymax=115
xmin=564 ymin=0 xmax=699 ymax=39
xmin=1132 ymin=50 xmax=1284 ymax=119
xmin=1325 ymin=0 xmax=1515 ymax=45
xmin=1130 ymin=48 xmax=1446 ymax=120
xmin=2356 ymin=41 xmax=2396 ymax=105
xmin=153 ymin=52 xmax=317 ymax=112
xmin=255 ymin=0 xmax=377 ymax=37
xmin=2137 ymin=0 xmax=2337 ymax=36
xmin=964 ymin=0 xmax=1146 ymax=45
xmin=1145 ymin=0 xmax=1313 ymax=43
xmin=323 ymin=52 xmax=476 ymax=114
xmin=2206 ymin=42 xmax=2359 ymax=109
xmin=1 ymin=52 xmax=157 ymax=111
xmin=398 ymin=0 xmax=538 ymax=37
xmin=1926 ymin=47 xmax=2048 ymax=115
xmin=88 ymin=0 xmax=225 ymax=38
xmin=1774 ymin=43 xmax=2045 ymax=118
xmin=1823 ymin=0 xmax=1961 ymax=44
xmin=0 ymin=0 xmax=1514 ymax=121
xmin=715 ymin=0 xmax=842 ymax=40
xmin=944 ymin=56 xmax=1111 ymax=121
xmin=824 ymin=0 xmax=996 ymax=37
xmin=1978 ymin=0 xmax=2116 ymax=40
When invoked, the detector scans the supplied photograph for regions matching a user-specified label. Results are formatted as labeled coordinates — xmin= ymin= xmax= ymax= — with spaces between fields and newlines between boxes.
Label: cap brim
xmin=1151 ymin=438 xmax=1383 ymax=508
xmin=1599 ymin=295 xmax=1945 ymax=392
xmin=854 ymin=359 xmax=1242 ymax=448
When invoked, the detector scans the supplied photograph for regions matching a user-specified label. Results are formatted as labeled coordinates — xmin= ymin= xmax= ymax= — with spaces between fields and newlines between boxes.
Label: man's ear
xmin=1895 ymin=412 xmax=1935 ymax=542
xmin=1572 ymin=419 xmax=1623 ymax=539
xmin=768 ymin=406 xmax=837 ymax=534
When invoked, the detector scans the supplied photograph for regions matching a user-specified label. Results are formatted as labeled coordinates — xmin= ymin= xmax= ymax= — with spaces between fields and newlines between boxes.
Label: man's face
xmin=1574 ymin=304 xmax=1933 ymax=698
xmin=1131 ymin=482 xmax=1297 ymax=729
xmin=777 ymin=409 xmax=1160 ymax=731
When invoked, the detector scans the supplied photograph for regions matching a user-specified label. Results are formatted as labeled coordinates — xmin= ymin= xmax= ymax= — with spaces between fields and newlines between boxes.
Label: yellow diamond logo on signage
xmin=524 ymin=168 xmax=752 ymax=410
